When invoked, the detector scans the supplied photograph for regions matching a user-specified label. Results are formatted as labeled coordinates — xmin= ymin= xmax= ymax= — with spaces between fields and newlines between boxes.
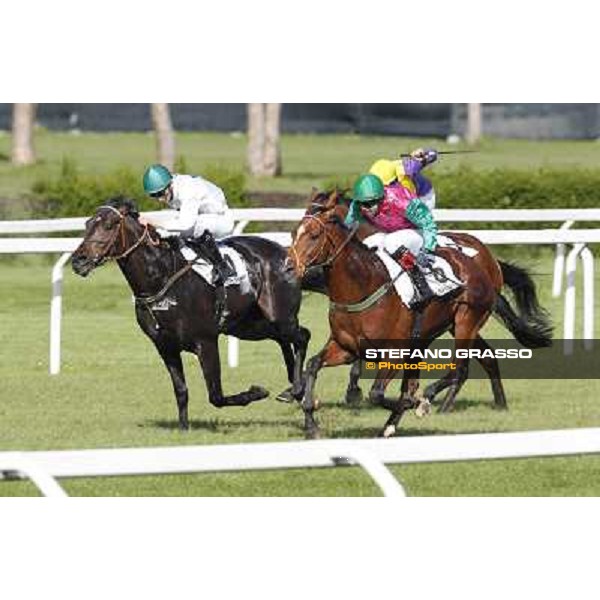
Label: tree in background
xmin=466 ymin=103 xmax=482 ymax=144
xmin=11 ymin=103 xmax=37 ymax=166
xmin=150 ymin=103 xmax=175 ymax=170
xmin=247 ymin=103 xmax=282 ymax=177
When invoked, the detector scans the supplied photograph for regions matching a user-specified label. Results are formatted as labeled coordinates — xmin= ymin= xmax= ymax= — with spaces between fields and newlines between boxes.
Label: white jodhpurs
xmin=192 ymin=209 xmax=235 ymax=239
xmin=364 ymin=229 xmax=424 ymax=257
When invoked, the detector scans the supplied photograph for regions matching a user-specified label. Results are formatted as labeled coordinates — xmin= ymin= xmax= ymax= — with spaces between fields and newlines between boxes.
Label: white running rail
xmin=2 ymin=427 xmax=600 ymax=497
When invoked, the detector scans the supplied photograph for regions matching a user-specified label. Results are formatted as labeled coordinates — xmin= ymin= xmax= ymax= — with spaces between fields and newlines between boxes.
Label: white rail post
xmin=553 ymin=220 xmax=574 ymax=297
xmin=564 ymin=244 xmax=584 ymax=356
xmin=50 ymin=252 xmax=72 ymax=375
xmin=333 ymin=447 xmax=406 ymax=497
xmin=0 ymin=456 xmax=68 ymax=497
xmin=581 ymin=246 xmax=595 ymax=351
xmin=227 ymin=220 xmax=250 ymax=368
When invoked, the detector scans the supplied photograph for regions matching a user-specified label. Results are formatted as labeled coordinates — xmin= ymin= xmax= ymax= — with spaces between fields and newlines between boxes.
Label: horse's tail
xmin=494 ymin=261 xmax=553 ymax=348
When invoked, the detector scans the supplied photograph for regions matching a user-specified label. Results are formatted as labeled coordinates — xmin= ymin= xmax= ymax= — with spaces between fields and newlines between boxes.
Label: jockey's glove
xmin=156 ymin=227 xmax=177 ymax=239
xmin=417 ymin=252 xmax=434 ymax=269
xmin=411 ymin=148 xmax=438 ymax=166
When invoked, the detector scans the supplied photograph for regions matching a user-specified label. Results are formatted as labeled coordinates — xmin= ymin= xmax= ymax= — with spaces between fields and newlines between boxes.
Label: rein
xmin=134 ymin=263 xmax=195 ymax=307
xmin=329 ymin=271 xmax=402 ymax=314
xmin=292 ymin=211 xmax=398 ymax=314
xmin=90 ymin=205 xmax=193 ymax=320
xmin=291 ymin=214 xmax=359 ymax=275
xmin=91 ymin=205 xmax=161 ymax=265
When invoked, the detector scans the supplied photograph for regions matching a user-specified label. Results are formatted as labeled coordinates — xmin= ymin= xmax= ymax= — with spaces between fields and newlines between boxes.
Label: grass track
xmin=1 ymin=250 xmax=600 ymax=496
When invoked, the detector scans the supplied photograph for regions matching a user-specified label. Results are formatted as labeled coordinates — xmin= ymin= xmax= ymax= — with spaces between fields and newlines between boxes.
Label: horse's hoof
xmin=415 ymin=399 xmax=432 ymax=418
xmin=249 ymin=385 xmax=270 ymax=401
xmin=306 ymin=429 xmax=321 ymax=440
xmin=382 ymin=424 xmax=396 ymax=438
xmin=344 ymin=388 xmax=363 ymax=406
xmin=276 ymin=388 xmax=295 ymax=403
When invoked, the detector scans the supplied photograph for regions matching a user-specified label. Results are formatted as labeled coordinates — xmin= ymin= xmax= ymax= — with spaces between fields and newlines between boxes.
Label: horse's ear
xmin=306 ymin=187 xmax=318 ymax=207
xmin=325 ymin=190 xmax=338 ymax=210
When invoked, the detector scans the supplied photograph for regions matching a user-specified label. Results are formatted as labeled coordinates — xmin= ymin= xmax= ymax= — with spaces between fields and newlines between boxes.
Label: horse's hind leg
xmin=345 ymin=361 xmax=364 ymax=406
xmin=370 ymin=372 xmax=418 ymax=438
xmin=196 ymin=337 xmax=269 ymax=408
xmin=472 ymin=335 xmax=508 ymax=410
xmin=156 ymin=344 xmax=189 ymax=431
xmin=424 ymin=369 xmax=457 ymax=404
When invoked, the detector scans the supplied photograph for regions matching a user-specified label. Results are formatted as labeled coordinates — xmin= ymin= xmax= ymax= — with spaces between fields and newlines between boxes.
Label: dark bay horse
xmin=71 ymin=198 xmax=310 ymax=430
xmin=289 ymin=193 xmax=552 ymax=439
xmin=300 ymin=190 xmax=552 ymax=412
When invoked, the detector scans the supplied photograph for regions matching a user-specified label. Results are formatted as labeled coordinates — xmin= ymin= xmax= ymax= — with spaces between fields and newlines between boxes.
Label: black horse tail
xmin=494 ymin=261 xmax=553 ymax=348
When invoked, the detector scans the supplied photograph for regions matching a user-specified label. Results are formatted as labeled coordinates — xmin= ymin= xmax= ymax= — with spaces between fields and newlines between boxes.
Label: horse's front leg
xmin=303 ymin=338 xmax=354 ymax=439
xmin=156 ymin=343 xmax=189 ymax=431
xmin=196 ymin=337 xmax=269 ymax=408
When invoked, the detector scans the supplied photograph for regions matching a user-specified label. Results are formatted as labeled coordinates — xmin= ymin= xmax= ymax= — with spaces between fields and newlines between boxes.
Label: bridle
xmin=290 ymin=211 xmax=359 ymax=274
xmin=86 ymin=205 xmax=160 ymax=265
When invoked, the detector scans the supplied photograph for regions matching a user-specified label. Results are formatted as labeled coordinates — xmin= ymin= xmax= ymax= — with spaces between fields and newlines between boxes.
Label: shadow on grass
xmin=332 ymin=396 xmax=494 ymax=413
xmin=145 ymin=417 xmax=304 ymax=433
xmin=329 ymin=426 xmax=446 ymax=439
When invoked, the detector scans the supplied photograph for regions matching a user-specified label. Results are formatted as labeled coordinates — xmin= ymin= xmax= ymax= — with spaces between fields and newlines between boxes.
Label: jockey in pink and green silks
xmin=344 ymin=149 xmax=440 ymax=308
xmin=345 ymin=149 xmax=439 ymax=253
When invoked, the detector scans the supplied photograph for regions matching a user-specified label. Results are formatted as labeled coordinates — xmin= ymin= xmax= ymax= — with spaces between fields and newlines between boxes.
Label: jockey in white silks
xmin=141 ymin=164 xmax=235 ymax=285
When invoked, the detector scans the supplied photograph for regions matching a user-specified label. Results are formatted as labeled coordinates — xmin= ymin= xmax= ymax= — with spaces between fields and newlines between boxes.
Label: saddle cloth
xmin=376 ymin=250 xmax=463 ymax=308
xmin=180 ymin=242 xmax=251 ymax=295
xmin=437 ymin=234 xmax=479 ymax=258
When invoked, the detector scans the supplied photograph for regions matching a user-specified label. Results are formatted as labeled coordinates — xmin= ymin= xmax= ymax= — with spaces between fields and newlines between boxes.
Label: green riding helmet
xmin=143 ymin=164 xmax=173 ymax=195
xmin=352 ymin=174 xmax=385 ymax=204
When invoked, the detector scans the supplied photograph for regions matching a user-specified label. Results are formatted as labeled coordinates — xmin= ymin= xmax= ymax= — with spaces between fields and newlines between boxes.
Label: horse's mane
xmin=106 ymin=196 xmax=140 ymax=218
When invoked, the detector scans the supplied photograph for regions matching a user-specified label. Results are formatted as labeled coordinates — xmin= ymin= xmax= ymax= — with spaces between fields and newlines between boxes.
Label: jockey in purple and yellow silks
xmin=369 ymin=148 xmax=438 ymax=211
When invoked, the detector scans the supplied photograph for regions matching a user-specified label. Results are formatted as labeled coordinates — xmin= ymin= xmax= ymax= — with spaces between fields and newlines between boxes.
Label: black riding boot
xmin=185 ymin=231 xmax=235 ymax=326
xmin=391 ymin=247 xmax=434 ymax=310
xmin=408 ymin=264 xmax=434 ymax=310
xmin=185 ymin=230 xmax=235 ymax=285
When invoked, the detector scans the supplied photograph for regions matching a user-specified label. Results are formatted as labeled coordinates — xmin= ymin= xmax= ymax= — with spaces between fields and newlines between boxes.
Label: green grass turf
xmin=1 ymin=131 xmax=600 ymax=212
xmin=1 ymin=250 xmax=600 ymax=496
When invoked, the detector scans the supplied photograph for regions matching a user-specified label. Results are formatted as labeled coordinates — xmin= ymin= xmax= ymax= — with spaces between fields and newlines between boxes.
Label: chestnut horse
xmin=300 ymin=190 xmax=551 ymax=412
xmin=289 ymin=193 xmax=552 ymax=438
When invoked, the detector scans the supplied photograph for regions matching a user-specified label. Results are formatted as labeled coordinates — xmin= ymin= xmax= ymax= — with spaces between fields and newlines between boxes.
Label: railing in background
xmin=1 ymin=208 xmax=598 ymax=372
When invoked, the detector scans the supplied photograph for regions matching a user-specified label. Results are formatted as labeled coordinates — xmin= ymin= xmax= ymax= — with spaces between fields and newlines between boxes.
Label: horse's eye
xmin=103 ymin=221 xmax=114 ymax=231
